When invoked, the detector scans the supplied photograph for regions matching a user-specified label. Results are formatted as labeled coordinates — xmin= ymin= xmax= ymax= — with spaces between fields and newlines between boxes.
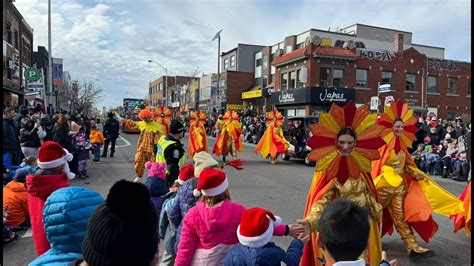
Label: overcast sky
xmin=14 ymin=0 xmax=471 ymax=108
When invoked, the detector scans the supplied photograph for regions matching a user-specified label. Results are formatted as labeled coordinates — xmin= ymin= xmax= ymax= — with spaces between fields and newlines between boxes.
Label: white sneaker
xmin=133 ymin=177 xmax=142 ymax=183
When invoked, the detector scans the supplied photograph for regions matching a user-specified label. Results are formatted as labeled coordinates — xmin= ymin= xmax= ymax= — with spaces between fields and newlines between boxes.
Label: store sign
xmin=318 ymin=88 xmax=346 ymax=103
xmin=226 ymin=104 xmax=244 ymax=110
xmin=272 ymin=89 xmax=308 ymax=105
xmin=357 ymin=48 xmax=395 ymax=61
xmin=272 ymin=87 xmax=355 ymax=106
xmin=427 ymin=57 xmax=462 ymax=71
xmin=242 ymin=89 xmax=263 ymax=99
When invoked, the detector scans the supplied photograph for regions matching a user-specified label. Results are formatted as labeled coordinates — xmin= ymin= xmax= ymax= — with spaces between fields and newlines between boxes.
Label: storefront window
xmin=381 ymin=71 xmax=393 ymax=86
xmin=281 ymin=73 xmax=288 ymax=90
xmin=295 ymin=109 xmax=306 ymax=116
xmin=448 ymin=77 xmax=458 ymax=94
xmin=427 ymin=76 xmax=438 ymax=93
xmin=289 ymin=71 xmax=297 ymax=89
xmin=405 ymin=74 xmax=416 ymax=91
xmin=286 ymin=109 xmax=295 ymax=117
xmin=356 ymin=69 xmax=368 ymax=87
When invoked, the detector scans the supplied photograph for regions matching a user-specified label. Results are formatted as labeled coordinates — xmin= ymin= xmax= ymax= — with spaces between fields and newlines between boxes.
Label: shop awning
xmin=313 ymin=46 xmax=357 ymax=60
xmin=3 ymin=83 xmax=24 ymax=95
xmin=272 ymin=47 xmax=309 ymax=67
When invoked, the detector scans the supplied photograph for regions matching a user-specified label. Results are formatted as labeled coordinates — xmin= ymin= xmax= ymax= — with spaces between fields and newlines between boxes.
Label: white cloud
xmin=13 ymin=0 xmax=470 ymax=108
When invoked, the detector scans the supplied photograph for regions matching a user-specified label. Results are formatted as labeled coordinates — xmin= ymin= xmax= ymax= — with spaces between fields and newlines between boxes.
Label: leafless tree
xmin=58 ymin=80 xmax=103 ymax=117
xmin=75 ymin=80 xmax=103 ymax=116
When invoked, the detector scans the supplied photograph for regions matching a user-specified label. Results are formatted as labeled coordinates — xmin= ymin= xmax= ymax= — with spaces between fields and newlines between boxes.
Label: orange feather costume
xmin=254 ymin=110 xmax=289 ymax=162
xmin=188 ymin=110 xmax=208 ymax=158
xmin=301 ymin=101 xmax=386 ymax=266
xmin=212 ymin=110 xmax=242 ymax=160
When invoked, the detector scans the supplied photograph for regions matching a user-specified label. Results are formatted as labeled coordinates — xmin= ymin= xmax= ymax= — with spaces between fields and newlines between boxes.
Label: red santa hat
xmin=237 ymin=207 xmax=282 ymax=248
xmin=37 ymin=141 xmax=75 ymax=179
xmin=193 ymin=168 xmax=228 ymax=197
xmin=177 ymin=164 xmax=195 ymax=185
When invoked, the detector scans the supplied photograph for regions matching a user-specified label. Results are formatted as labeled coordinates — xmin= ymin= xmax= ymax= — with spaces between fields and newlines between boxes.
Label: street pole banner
xmin=370 ymin=96 xmax=379 ymax=110
xmin=385 ymin=96 xmax=394 ymax=106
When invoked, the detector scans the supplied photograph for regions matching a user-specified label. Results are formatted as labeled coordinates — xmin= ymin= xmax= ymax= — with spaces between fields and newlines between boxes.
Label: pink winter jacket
xmin=175 ymin=200 xmax=287 ymax=266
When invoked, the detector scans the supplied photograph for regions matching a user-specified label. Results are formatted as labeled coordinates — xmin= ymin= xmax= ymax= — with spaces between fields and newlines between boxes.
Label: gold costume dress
xmin=213 ymin=111 xmax=242 ymax=160
xmin=372 ymin=99 xmax=464 ymax=255
xmin=254 ymin=110 xmax=290 ymax=163
xmin=188 ymin=110 xmax=208 ymax=158
xmin=301 ymin=102 xmax=386 ymax=266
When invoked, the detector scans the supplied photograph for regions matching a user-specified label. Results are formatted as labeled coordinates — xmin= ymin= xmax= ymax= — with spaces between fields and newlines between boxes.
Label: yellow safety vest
xmin=156 ymin=135 xmax=186 ymax=173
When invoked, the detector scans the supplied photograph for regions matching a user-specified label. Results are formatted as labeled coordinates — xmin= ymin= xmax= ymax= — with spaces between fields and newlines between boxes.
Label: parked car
xmin=281 ymin=115 xmax=319 ymax=166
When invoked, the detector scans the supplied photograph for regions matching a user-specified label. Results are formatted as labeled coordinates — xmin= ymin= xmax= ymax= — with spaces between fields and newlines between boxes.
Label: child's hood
xmin=5 ymin=180 xmax=27 ymax=193
xmin=26 ymin=172 xmax=68 ymax=200
xmin=196 ymin=201 xmax=243 ymax=231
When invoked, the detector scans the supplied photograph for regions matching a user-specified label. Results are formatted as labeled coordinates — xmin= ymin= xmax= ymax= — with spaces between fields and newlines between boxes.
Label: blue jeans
xmin=93 ymin=143 xmax=101 ymax=161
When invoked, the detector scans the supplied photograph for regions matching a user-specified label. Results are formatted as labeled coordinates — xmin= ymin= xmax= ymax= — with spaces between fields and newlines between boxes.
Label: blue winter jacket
xmin=167 ymin=178 xmax=200 ymax=252
xmin=145 ymin=176 xmax=169 ymax=219
xmin=29 ymin=187 xmax=104 ymax=266
xmin=223 ymin=239 xmax=304 ymax=266
xmin=159 ymin=191 xmax=177 ymax=254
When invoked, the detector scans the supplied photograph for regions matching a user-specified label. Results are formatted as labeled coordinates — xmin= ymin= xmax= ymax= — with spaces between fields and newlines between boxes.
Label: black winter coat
xmin=3 ymin=118 xmax=20 ymax=152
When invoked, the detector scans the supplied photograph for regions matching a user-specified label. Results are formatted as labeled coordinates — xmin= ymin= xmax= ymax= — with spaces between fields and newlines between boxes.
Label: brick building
xmin=148 ymin=75 xmax=194 ymax=107
xmin=249 ymin=23 xmax=470 ymax=119
xmin=3 ymin=0 xmax=34 ymax=108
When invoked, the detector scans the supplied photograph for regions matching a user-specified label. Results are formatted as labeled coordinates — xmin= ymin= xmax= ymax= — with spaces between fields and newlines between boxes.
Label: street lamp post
xmin=212 ymin=29 xmax=222 ymax=113
xmin=47 ymin=0 xmax=52 ymax=112
xmin=148 ymin=60 xmax=168 ymax=107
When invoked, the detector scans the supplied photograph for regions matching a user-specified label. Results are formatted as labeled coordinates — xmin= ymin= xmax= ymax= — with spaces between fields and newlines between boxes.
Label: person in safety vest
xmin=156 ymin=119 xmax=186 ymax=187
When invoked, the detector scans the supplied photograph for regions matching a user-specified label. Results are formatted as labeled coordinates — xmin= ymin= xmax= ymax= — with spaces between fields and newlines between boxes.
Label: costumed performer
xmin=297 ymin=101 xmax=386 ymax=266
xmin=154 ymin=105 xmax=172 ymax=136
xmin=213 ymin=110 xmax=242 ymax=161
xmin=372 ymin=99 xmax=464 ymax=261
xmin=298 ymin=101 xmax=384 ymax=265
xmin=120 ymin=109 xmax=163 ymax=182
xmin=452 ymin=180 xmax=471 ymax=236
xmin=188 ymin=110 xmax=208 ymax=158
xmin=254 ymin=109 xmax=289 ymax=164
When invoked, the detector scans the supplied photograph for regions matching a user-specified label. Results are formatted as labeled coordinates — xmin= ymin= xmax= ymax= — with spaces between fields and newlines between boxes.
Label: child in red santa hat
xmin=224 ymin=207 xmax=310 ymax=265
xmin=174 ymin=168 xmax=305 ymax=265
xmin=26 ymin=141 xmax=72 ymax=256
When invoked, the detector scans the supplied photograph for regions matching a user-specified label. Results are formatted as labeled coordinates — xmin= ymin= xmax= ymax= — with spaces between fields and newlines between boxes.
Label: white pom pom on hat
xmin=237 ymin=208 xmax=283 ymax=248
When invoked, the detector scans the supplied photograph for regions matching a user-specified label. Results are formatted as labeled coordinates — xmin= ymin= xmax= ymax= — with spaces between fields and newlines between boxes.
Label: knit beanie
xmin=13 ymin=168 xmax=31 ymax=183
xmin=82 ymin=180 xmax=158 ymax=265
xmin=193 ymin=151 xmax=219 ymax=177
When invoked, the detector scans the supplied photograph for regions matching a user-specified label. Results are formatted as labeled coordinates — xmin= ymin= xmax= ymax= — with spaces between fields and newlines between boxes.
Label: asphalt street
xmin=3 ymin=132 xmax=471 ymax=265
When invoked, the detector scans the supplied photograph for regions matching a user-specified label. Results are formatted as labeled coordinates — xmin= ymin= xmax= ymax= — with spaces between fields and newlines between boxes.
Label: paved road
xmin=4 ymin=133 xmax=471 ymax=265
